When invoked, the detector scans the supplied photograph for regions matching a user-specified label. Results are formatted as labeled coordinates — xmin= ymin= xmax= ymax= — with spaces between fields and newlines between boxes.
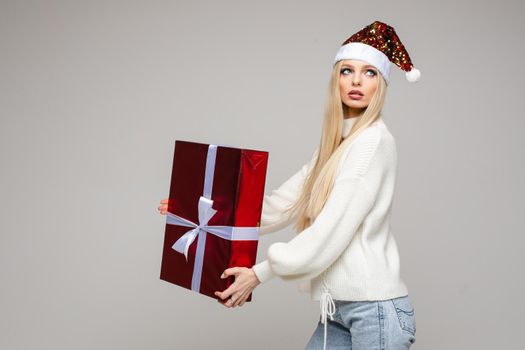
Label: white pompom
xmin=406 ymin=67 xmax=421 ymax=82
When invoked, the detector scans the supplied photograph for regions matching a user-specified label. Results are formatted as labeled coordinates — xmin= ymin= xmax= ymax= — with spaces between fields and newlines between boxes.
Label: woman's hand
xmin=157 ymin=198 xmax=168 ymax=215
xmin=215 ymin=267 xmax=261 ymax=308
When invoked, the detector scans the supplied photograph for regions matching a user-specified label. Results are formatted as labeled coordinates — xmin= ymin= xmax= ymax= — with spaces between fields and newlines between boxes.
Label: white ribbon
xmin=165 ymin=144 xmax=260 ymax=292
xmin=167 ymin=199 xmax=260 ymax=261
xmin=320 ymin=290 xmax=336 ymax=350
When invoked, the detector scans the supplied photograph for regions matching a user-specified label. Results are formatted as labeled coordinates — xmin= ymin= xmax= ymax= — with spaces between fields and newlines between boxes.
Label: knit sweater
xmin=252 ymin=117 xmax=409 ymax=303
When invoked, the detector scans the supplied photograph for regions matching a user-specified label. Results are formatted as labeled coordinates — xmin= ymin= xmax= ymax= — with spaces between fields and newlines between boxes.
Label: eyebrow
xmin=341 ymin=63 xmax=377 ymax=70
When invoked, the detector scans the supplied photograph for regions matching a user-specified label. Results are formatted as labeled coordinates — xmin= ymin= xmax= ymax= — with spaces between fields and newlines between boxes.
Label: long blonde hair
xmin=284 ymin=60 xmax=388 ymax=233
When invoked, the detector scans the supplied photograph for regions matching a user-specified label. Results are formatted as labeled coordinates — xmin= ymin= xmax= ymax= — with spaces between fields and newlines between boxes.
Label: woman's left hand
xmin=215 ymin=267 xmax=260 ymax=308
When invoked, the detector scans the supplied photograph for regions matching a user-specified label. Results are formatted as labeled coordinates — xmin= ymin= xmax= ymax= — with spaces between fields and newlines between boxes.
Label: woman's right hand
xmin=157 ymin=198 xmax=169 ymax=215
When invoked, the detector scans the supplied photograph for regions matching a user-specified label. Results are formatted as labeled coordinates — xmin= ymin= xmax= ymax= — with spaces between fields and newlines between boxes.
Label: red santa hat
xmin=334 ymin=20 xmax=421 ymax=84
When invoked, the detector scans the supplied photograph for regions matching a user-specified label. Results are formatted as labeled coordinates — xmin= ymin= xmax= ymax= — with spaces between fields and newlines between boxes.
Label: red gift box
xmin=160 ymin=140 xmax=269 ymax=301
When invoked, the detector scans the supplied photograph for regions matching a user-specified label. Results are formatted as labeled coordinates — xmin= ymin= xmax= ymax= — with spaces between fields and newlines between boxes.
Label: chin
xmin=343 ymin=100 xmax=368 ymax=109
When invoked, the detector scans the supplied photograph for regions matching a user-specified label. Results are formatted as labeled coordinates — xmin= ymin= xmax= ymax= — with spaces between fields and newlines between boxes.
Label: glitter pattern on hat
xmin=342 ymin=20 xmax=414 ymax=72
xmin=336 ymin=20 xmax=421 ymax=83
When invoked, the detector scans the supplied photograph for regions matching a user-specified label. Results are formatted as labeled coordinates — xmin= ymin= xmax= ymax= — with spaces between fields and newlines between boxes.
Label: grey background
xmin=1 ymin=0 xmax=523 ymax=349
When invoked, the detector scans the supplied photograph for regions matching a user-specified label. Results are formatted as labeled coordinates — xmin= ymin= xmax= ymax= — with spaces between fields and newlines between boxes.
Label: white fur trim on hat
xmin=334 ymin=42 xmax=391 ymax=84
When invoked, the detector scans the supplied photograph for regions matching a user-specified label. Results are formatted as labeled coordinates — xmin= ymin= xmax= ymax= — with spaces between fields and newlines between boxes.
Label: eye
xmin=366 ymin=69 xmax=377 ymax=76
xmin=340 ymin=68 xmax=351 ymax=75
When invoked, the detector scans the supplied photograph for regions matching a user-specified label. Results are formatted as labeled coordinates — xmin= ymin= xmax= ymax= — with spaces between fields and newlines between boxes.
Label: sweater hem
xmin=310 ymin=284 xmax=409 ymax=302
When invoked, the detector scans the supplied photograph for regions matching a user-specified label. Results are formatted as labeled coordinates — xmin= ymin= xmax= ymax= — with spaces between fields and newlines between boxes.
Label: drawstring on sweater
xmin=319 ymin=289 xmax=336 ymax=350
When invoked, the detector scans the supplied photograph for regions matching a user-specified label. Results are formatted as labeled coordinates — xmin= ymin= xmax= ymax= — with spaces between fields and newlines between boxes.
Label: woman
xmin=158 ymin=20 xmax=420 ymax=350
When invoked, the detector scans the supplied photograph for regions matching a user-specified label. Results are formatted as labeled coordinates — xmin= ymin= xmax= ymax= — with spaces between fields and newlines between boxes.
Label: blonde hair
xmin=284 ymin=60 xmax=388 ymax=233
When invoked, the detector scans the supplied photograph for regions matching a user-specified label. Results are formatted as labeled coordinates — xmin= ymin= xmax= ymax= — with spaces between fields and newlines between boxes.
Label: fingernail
xmin=220 ymin=273 xmax=225 ymax=278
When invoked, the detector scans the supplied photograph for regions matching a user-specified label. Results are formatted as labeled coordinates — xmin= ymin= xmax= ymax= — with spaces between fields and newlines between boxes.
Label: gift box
xmin=160 ymin=140 xmax=269 ymax=301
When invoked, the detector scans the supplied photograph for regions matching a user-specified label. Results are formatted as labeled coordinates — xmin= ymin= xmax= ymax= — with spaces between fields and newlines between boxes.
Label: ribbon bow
xmin=168 ymin=196 xmax=218 ymax=261
xmin=167 ymin=195 xmax=260 ymax=261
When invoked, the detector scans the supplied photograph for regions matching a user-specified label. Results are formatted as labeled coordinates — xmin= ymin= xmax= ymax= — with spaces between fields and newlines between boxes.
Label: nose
xmin=352 ymin=74 xmax=361 ymax=86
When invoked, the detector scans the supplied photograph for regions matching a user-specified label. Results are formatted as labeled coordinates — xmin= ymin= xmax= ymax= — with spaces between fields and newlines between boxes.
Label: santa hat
xmin=334 ymin=20 xmax=420 ymax=84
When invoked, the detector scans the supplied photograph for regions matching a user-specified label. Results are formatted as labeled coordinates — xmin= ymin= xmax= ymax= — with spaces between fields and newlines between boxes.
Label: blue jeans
xmin=305 ymin=295 xmax=417 ymax=350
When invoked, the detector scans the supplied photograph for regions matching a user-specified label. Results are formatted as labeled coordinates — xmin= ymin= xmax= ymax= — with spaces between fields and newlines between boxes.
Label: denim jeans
xmin=305 ymin=295 xmax=417 ymax=350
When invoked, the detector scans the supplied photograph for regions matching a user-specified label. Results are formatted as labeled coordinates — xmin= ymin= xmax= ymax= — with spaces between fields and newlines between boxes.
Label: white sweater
xmin=252 ymin=117 xmax=409 ymax=303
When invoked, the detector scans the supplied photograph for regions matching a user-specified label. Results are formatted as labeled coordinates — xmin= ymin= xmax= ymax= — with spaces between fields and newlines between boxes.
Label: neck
xmin=344 ymin=107 xmax=366 ymax=119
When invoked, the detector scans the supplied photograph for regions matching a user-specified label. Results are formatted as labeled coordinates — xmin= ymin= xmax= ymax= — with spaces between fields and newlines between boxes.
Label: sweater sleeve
xmin=252 ymin=128 xmax=388 ymax=284
xmin=259 ymin=147 xmax=319 ymax=235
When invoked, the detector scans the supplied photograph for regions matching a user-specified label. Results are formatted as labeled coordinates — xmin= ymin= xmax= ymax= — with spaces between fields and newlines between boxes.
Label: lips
xmin=348 ymin=90 xmax=363 ymax=96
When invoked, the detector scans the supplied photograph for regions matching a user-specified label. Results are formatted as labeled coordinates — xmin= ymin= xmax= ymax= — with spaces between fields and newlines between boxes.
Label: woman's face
xmin=338 ymin=59 xmax=379 ymax=116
